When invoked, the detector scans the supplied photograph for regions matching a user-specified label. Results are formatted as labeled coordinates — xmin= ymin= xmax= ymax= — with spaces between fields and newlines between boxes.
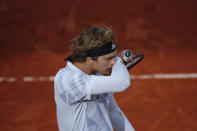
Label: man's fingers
xmin=126 ymin=53 xmax=144 ymax=70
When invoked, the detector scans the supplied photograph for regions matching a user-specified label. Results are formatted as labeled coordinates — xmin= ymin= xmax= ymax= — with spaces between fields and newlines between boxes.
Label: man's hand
xmin=118 ymin=50 xmax=144 ymax=70
xmin=118 ymin=50 xmax=134 ymax=65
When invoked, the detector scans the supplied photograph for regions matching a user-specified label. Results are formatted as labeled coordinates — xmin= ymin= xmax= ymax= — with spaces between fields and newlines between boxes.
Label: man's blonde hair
xmin=71 ymin=26 xmax=115 ymax=62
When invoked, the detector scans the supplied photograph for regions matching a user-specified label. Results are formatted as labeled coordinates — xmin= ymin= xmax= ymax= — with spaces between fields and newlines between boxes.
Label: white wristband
xmin=123 ymin=50 xmax=132 ymax=62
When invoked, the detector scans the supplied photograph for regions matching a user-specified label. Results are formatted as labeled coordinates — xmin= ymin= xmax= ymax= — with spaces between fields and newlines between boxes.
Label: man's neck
xmin=73 ymin=62 xmax=94 ymax=75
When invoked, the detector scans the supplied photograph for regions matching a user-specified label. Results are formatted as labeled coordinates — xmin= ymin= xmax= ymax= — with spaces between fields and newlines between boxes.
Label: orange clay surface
xmin=0 ymin=0 xmax=197 ymax=130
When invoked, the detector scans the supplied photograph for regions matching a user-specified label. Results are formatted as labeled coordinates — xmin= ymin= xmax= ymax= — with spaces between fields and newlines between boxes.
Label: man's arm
xmin=108 ymin=94 xmax=135 ymax=131
xmin=60 ymin=57 xmax=130 ymax=104
xmin=89 ymin=57 xmax=130 ymax=95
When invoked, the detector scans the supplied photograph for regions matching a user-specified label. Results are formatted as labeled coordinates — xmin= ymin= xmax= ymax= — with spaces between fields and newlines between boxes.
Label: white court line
xmin=130 ymin=73 xmax=197 ymax=79
xmin=0 ymin=73 xmax=197 ymax=82
xmin=23 ymin=76 xmax=54 ymax=82
xmin=0 ymin=77 xmax=16 ymax=82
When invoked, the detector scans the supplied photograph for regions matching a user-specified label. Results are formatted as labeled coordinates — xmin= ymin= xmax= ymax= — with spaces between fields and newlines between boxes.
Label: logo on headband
xmin=112 ymin=43 xmax=116 ymax=50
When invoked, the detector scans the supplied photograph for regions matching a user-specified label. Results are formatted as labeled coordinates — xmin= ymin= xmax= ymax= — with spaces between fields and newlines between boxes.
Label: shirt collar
xmin=66 ymin=61 xmax=87 ymax=75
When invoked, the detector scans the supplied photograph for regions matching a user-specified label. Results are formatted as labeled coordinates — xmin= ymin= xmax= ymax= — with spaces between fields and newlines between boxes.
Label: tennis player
xmin=54 ymin=26 xmax=135 ymax=131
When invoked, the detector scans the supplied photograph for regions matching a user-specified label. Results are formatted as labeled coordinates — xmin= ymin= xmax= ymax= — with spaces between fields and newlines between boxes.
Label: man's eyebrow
xmin=107 ymin=55 xmax=117 ymax=59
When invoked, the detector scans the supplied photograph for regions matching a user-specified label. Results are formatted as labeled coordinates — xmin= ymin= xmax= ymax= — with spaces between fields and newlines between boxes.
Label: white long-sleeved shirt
xmin=54 ymin=57 xmax=135 ymax=131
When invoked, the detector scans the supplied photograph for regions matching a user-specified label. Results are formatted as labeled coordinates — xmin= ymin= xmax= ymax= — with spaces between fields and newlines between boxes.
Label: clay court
xmin=0 ymin=0 xmax=197 ymax=130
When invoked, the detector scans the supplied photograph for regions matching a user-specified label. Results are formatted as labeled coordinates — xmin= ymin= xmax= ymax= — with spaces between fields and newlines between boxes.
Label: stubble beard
xmin=102 ymin=68 xmax=112 ymax=76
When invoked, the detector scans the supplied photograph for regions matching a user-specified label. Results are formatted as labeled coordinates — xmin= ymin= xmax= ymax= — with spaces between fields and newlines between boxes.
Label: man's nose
xmin=111 ymin=58 xmax=116 ymax=65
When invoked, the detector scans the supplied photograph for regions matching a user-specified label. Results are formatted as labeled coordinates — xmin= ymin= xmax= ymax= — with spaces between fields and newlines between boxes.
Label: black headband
xmin=86 ymin=41 xmax=117 ymax=57
xmin=64 ymin=41 xmax=117 ymax=62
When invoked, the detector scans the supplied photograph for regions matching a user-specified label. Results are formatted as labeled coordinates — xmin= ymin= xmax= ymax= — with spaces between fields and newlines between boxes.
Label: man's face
xmin=91 ymin=50 xmax=117 ymax=75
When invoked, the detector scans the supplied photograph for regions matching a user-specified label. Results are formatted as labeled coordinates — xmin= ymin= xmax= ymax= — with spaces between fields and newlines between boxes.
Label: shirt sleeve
xmin=108 ymin=95 xmax=135 ymax=131
xmin=89 ymin=57 xmax=131 ymax=95
xmin=57 ymin=57 xmax=130 ymax=105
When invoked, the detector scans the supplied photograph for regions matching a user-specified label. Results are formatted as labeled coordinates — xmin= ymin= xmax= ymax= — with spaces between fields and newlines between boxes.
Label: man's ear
xmin=86 ymin=57 xmax=94 ymax=65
